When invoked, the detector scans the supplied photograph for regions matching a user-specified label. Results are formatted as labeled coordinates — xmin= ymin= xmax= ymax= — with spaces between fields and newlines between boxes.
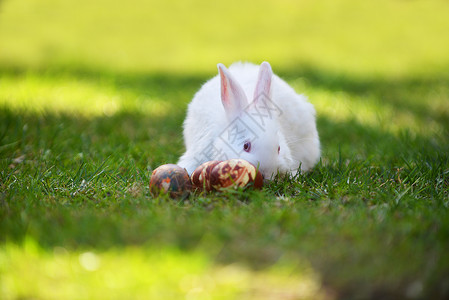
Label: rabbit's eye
xmin=278 ymin=146 xmax=280 ymax=154
xmin=243 ymin=141 xmax=251 ymax=152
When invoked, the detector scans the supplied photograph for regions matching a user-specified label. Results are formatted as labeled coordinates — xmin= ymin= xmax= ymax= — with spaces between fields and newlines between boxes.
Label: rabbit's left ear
xmin=254 ymin=61 xmax=272 ymax=100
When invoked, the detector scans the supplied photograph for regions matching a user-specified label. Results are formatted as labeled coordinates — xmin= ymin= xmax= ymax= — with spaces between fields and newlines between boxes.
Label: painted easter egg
xmin=149 ymin=164 xmax=191 ymax=198
xmin=210 ymin=159 xmax=263 ymax=191
xmin=190 ymin=160 xmax=222 ymax=191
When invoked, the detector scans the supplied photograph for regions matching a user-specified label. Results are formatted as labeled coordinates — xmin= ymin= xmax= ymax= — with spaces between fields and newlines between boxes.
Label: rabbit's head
xmin=213 ymin=62 xmax=285 ymax=178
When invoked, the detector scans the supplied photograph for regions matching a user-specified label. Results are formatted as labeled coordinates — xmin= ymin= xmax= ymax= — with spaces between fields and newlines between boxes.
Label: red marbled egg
xmin=149 ymin=164 xmax=191 ymax=198
xmin=190 ymin=160 xmax=222 ymax=191
xmin=210 ymin=159 xmax=263 ymax=191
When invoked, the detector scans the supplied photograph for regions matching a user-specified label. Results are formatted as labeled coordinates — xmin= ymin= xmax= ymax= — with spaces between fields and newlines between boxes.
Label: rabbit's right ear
xmin=254 ymin=61 xmax=273 ymax=100
xmin=218 ymin=63 xmax=248 ymax=120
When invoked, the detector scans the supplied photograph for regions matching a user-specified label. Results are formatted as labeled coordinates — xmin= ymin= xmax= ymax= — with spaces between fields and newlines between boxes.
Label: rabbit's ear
xmin=254 ymin=61 xmax=272 ymax=100
xmin=218 ymin=63 xmax=248 ymax=119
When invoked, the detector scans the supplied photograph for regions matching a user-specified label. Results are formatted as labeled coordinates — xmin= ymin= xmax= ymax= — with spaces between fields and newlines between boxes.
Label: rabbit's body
xmin=178 ymin=62 xmax=320 ymax=178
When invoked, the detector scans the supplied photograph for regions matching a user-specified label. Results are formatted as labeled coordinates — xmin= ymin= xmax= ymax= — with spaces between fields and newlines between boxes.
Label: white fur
xmin=177 ymin=62 xmax=320 ymax=178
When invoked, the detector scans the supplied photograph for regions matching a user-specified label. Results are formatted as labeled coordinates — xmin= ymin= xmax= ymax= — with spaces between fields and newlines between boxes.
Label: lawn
xmin=1 ymin=0 xmax=449 ymax=299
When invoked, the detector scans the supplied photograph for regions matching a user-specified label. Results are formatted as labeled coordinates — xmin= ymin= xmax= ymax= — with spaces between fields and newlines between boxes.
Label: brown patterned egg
xmin=210 ymin=159 xmax=264 ymax=191
xmin=190 ymin=160 xmax=222 ymax=191
xmin=149 ymin=164 xmax=191 ymax=198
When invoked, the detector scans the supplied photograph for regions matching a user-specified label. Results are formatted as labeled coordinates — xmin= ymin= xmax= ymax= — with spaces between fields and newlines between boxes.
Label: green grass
xmin=1 ymin=0 xmax=449 ymax=299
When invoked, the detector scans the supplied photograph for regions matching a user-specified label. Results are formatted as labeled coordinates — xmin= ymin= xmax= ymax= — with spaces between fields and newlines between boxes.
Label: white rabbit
xmin=177 ymin=61 xmax=320 ymax=179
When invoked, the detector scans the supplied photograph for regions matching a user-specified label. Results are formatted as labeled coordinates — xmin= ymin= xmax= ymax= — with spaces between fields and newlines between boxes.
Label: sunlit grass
xmin=1 ymin=71 xmax=446 ymax=140
xmin=0 ymin=238 xmax=324 ymax=300
xmin=299 ymin=84 xmax=448 ymax=139
xmin=0 ymin=74 xmax=173 ymax=117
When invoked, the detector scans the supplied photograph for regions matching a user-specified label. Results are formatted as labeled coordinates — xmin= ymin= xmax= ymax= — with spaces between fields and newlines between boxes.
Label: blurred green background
xmin=1 ymin=0 xmax=449 ymax=75
xmin=1 ymin=0 xmax=449 ymax=299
